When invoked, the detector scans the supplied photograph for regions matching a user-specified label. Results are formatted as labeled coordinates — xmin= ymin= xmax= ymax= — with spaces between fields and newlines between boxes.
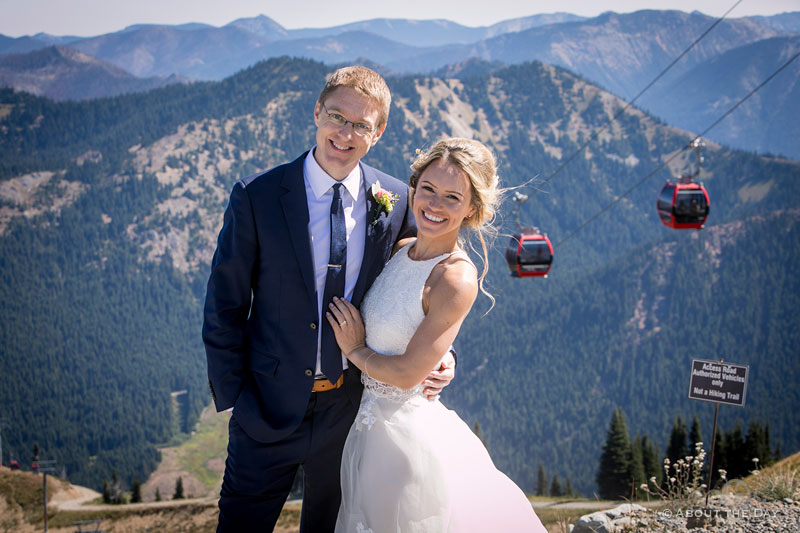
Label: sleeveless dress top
xmin=335 ymin=242 xmax=546 ymax=533
xmin=358 ymin=243 xmax=454 ymax=403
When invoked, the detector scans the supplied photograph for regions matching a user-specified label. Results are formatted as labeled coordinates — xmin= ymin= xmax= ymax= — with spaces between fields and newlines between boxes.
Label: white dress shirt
xmin=304 ymin=148 xmax=367 ymax=377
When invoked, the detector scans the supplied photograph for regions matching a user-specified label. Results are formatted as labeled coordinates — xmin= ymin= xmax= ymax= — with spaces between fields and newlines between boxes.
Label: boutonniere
xmin=370 ymin=180 xmax=398 ymax=226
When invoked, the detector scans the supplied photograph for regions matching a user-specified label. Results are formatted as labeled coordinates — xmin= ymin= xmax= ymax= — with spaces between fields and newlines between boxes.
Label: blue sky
xmin=1 ymin=0 xmax=797 ymax=37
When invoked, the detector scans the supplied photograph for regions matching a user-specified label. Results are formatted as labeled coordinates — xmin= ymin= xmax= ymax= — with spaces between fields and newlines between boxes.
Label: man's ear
xmin=313 ymin=101 xmax=322 ymax=127
xmin=370 ymin=123 xmax=387 ymax=147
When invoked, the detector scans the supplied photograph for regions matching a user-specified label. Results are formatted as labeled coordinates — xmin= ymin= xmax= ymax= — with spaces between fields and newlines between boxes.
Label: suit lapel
xmin=280 ymin=153 xmax=316 ymax=303
xmin=352 ymin=164 xmax=381 ymax=305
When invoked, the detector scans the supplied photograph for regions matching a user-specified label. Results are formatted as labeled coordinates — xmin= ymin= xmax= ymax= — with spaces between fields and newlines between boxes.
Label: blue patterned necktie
xmin=320 ymin=183 xmax=346 ymax=382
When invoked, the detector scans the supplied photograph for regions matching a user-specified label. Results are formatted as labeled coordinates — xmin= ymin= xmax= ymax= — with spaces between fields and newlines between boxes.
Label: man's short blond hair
xmin=317 ymin=66 xmax=392 ymax=128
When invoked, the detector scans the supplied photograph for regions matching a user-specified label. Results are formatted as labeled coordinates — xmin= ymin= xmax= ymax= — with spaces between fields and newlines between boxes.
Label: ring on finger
xmin=341 ymin=320 xmax=347 ymax=326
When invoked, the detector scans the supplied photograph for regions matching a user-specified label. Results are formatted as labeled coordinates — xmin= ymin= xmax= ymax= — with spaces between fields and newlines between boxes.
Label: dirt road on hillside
xmin=51 ymin=480 xmax=652 ymax=514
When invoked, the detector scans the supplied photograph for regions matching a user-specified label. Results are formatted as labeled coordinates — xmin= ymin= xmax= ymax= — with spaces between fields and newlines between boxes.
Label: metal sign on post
xmin=688 ymin=359 xmax=748 ymax=407
xmin=688 ymin=358 xmax=749 ymax=507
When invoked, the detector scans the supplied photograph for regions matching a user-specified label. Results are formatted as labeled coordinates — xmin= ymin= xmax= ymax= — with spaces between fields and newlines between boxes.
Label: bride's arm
xmin=326 ymin=259 xmax=477 ymax=390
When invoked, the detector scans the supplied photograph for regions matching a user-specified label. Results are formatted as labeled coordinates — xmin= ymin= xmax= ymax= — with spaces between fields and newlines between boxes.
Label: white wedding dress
xmin=335 ymin=243 xmax=546 ymax=533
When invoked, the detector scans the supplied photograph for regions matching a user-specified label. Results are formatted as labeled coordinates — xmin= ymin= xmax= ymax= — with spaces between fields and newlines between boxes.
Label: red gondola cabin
xmin=657 ymin=180 xmax=710 ymax=230
xmin=506 ymin=230 xmax=553 ymax=278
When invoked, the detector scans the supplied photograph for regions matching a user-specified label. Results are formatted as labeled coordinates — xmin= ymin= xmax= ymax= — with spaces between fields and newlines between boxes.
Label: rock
xmin=686 ymin=511 xmax=719 ymax=529
xmin=572 ymin=510 xmax=612 ymax=533
xmin=573 ymin=503 xmax=651 ymax=532
xmin=613 ymin=516 xmax=634 ymax=530
xmin=604 ymin=503 xmax=645 ymax=520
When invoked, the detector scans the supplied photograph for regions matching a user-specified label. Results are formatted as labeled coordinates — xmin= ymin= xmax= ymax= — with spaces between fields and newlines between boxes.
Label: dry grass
xmin=44 ymin=502 xmax=301 ymax=533
xmin=536 ymin=507 xmax=599 ymax=532
xmin=723 ymin=451 xmax=800 ymax=501
xmin=0 ymin=474 xmax=300 ymax=533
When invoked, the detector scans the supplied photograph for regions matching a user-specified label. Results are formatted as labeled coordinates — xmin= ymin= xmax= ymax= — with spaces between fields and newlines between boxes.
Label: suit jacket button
xmin=305 ymin=369 xmax=313 ymax=377
xmin=310 ymin=323 xmax=317 ymax=330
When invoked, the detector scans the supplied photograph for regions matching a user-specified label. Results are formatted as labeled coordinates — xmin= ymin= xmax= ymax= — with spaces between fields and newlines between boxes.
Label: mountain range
xmin=0 ymin=11 xmax=789 ymax=83
xmin=0 ymin=45 xmax=184 ymax=101
xmin=643 ymin=35 xmax=800 ymax=160
xmin=1 ymin=53 xmax=798 ymax=495
xmin=1 ymin=10 xmax=797 ymax=160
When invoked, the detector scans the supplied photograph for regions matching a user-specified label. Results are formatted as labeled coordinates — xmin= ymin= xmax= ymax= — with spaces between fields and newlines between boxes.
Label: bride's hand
xmin=326 ymin=297 xmax=366 ymax=357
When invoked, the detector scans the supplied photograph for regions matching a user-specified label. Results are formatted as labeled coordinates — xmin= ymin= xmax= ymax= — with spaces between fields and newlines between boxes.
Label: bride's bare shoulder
xmin=431 ymin=253 xmax=478 ymax=297
xmin=421 ymin=250 xmax=477 ymax=315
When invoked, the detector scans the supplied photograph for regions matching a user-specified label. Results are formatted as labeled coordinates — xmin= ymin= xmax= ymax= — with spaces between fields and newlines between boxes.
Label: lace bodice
xmin=359 ymin=242 xmax=453 ymax=400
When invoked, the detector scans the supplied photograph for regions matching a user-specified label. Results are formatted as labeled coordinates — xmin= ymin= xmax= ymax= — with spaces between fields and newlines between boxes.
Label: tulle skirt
xmin=335 ymin=390 xmax=546 ymax=533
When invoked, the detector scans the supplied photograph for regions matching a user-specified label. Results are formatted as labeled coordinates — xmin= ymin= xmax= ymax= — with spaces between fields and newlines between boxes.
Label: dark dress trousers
xmin=203 ymin=151 xmax=412 ymax=532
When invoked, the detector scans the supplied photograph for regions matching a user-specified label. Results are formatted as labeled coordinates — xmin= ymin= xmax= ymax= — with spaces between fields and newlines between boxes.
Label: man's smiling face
xmin=313 ymin=86 xmax=385 ymax=181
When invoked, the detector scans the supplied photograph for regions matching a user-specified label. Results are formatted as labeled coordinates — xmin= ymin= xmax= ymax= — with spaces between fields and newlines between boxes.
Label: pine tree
xmin=564 ymin=478 xmax=575 ymax=498
xmin=110 ymin=468 xmax=124 ymax=504
xmin=711 ymin=424 xmax=727 ymax=487
xmin=102 ymin=479 xmax=111 ymax=504
xmin=640 ymin=434 xmax=662 ymax=487
xmin=550 ymin=474 xmax=562 ymax=497
xmin=629 ymin=435 xmax=646 ymax=499
xmin=597 ymin=407 xmax=632 ymax=500
xmin=765 ymin=423 xmax=773 ymax=464
xmin=665 ymin=416 xmax=688 ymax=464
xmin=32 ymin=443 xmax=40 ymax=473
xmin=688 ymin=416 xmax=704 ymax=486
xmin=155 ymin=487 xmax=162 ymax=502
xmin=173 ymin=477 xmax=184 ymax=500
xmin=130 ymin=475 xmax=141 ymax=503
xmin=744 ymin=421 xmax=773 ymax=469
xmin=726 ymin=422 xmax=746 ymax=479
xmin=689 ymin=415 xmax=703 ymax=452
xmin=536 ymin=463 xmax=548 ymax=496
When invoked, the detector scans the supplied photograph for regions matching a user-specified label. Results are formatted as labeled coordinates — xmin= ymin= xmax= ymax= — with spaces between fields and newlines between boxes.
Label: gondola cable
xmin=534 ymin=0 xmax=745 ymax=190
xmin=503 ymin=0 xmax=747 ymax=276
xmin=553 ymin=47 xmax=800 ymax=249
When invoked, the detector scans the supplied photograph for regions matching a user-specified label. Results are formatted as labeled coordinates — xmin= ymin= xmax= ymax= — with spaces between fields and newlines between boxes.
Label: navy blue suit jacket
xmin=203 ymin=151 xmax=412 ymax=443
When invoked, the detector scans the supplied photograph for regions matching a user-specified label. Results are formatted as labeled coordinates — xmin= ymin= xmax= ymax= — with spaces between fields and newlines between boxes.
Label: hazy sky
xmin=2 ymin=0 xmax=797 ymax=37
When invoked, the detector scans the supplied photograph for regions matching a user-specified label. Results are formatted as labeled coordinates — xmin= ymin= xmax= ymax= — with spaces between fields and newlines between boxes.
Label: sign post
xmin=688 ymin=358 xmax=748 ymax=506
xmin=38 ymin=460 xmax=58 ymax=533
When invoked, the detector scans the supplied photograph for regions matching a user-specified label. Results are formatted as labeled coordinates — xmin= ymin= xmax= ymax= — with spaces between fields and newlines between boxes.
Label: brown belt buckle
xmin=312 ymin=373 xmax=344 ymax=392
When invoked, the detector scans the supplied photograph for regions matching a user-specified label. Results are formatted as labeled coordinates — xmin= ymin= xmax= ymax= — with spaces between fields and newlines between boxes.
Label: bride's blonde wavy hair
xmin=409 ymin=137 xmax=501 ymax=310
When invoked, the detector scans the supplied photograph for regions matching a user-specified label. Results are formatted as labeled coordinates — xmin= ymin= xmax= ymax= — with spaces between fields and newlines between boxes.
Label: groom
xmin=203 ymin=66 xmax=455 ymax=532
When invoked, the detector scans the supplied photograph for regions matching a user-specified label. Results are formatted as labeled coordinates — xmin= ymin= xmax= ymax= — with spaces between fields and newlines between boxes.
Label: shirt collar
xmin=304 ymin=147 xmax=362 ymax=202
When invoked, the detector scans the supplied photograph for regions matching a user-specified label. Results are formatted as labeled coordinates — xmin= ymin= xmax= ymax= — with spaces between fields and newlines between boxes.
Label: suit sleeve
xmin=398 ymin=184 xmax=417 ymax=241
xmin=202 ymin=181 xmax=258 ymax=411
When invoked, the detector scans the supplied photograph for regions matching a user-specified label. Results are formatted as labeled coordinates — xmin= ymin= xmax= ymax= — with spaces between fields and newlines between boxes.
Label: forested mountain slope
xmin=0 ymin=57 xmax=797 ymax=493
xmin=450 ymin=210 xmax=800 ymax=494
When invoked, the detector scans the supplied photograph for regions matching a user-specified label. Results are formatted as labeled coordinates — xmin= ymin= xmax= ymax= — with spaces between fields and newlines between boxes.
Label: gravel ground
xmin=626 ymin=494 xmax=800 ymax=532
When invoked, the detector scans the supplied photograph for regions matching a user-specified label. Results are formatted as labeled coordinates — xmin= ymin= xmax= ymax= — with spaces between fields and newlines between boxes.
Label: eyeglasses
xmin=321 ymin=103 xmax=377 ymax=137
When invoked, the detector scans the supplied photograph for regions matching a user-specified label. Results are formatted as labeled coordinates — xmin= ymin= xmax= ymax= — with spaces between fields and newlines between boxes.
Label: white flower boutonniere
xmin=370 ymin=180 xmax=398 ymax=226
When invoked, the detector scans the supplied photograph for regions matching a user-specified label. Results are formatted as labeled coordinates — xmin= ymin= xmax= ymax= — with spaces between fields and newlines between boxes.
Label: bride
xmin=326 ymin=138 xmax=546 ymax=532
